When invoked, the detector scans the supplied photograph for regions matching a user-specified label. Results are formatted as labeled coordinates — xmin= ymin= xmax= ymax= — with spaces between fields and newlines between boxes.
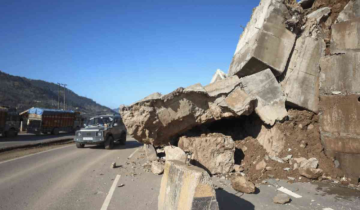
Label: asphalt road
xmin=0 ymin=133 xmax=74 ymax=149
xmin=0 ymin=138 xmax=161 ymax=210
xmin=0 ymin=136 xmax=359 ymax=210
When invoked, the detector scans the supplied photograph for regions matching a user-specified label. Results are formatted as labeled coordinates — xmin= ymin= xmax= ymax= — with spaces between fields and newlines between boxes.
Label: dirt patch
xmin=182 ymin=109 xmax=346 ymax=184
xmin=234 ymin=109 xmax=345 ymax=183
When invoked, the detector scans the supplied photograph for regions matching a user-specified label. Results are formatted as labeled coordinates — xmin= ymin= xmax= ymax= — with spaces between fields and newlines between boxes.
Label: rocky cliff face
xmin=120 ymin=0 xmax=360 ymax=180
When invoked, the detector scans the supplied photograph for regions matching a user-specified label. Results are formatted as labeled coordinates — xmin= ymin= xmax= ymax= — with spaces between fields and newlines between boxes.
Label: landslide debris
xmin=119 ymin=0 xmax=360 ymax=188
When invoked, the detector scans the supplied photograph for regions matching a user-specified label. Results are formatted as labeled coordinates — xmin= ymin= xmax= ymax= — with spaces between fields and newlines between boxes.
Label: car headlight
xmin=78 ymin=133 xmax=81 ymax=136
xmin=96 ymin=132 xmax=102 ymax=137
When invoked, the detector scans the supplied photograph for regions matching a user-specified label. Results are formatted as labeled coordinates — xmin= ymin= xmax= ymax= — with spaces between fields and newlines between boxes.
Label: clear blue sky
xmin=0 ymin=0 xmax=258 ymax=108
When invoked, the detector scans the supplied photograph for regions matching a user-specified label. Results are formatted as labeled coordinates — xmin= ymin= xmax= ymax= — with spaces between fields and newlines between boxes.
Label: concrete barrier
xmin=158 ymin=160 xmax=219 ymax=210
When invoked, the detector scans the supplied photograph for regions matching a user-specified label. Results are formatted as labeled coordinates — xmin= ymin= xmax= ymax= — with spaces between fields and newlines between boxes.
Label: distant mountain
xmin=0 ymin=71 xmax=115 ymax=117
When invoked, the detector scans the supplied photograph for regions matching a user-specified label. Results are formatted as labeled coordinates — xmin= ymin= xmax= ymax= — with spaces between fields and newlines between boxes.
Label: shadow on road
xmin=0 ymin=133 xmax=74 ymax=143
xmin=216 ymin=189 xmax=255 ymax=210
xmin=86 ymin=140 xmax=142 ymax=151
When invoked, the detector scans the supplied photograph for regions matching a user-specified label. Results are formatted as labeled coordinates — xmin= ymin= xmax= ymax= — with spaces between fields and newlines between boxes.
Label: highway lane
xmin=0 ymin=133 xmax=74 ymax=149
xmin=0 ymin=138 xmax=161 ymax=210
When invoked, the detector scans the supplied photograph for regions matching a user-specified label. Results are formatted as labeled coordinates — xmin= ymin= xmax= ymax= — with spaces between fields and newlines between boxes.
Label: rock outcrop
xmin=120 ymin=78 xmax=256 ymax=146
xmin=282 ymin=19 xmax=324 ymax=113
xmin=317 ymin=1 xmax=360 ymax=178
xmin=178 ymin=133 xmax=235 ymax=175
xmin=228 ymin=0 xmax=296 ymax=77
xmin=120 ymin=0 xmax=360 ymax=180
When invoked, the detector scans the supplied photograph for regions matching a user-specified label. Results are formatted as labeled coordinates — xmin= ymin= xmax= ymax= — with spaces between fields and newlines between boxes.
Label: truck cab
xmin=0 ymin=107 xmax=20 ymax=138
xmin=74 ymin=115 xmax=127 ymax=149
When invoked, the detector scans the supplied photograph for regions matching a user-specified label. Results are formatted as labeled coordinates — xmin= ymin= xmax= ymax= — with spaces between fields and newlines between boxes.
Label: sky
xmin=0 ymin=0 xmax=259 ymax=108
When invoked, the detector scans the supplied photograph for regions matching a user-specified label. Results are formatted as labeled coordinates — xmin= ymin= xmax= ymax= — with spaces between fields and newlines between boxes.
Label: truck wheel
xmin=105 ymin=136 xmax=114 ymax=150
xmin=119 ymin=133 xmax=126 ymax=145
xmin=76 ymin=143 xmax=85 ymax=148
xmin=53 ymin=128 xmax=59 ymax=135
xmin=7 ymin=129 xmax=16 ymax=138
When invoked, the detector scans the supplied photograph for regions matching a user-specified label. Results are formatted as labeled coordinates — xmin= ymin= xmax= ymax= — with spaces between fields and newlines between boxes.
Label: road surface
xmin=0 ymin=137 xmax=359 ymax=210
xmin=0 ymin=138 xmax=161 ymax=210
xmin=0 ymin=133 xmax=74 ymax=149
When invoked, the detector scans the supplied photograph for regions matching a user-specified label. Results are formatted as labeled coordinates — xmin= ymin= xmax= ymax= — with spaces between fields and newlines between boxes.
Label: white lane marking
xmin=0 ymin=144 xmax=73 ymax=165
xmin=127 ymin=148 xmax=139 ymax=159
xmin=277 ymin=187 xmax=302 ymax=198
xmin=101 ymin=175 xmax=121 ymax=210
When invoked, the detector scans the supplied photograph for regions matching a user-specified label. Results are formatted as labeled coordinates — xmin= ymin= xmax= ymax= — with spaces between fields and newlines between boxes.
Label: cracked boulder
xmin=331 ymin=18 xmax=360 ymax=54
xmin=282 ymin=19 xmax=325 ymax=113
xmin=336 ymin=0 xmax=360 ymax=23
xmin=228 ymin=0 xmax=296 ymax=77
xmin=158 ymin=160 xmax=219 ymax=210
xmin=120 ymin=78 xmax=256 ymax=146
xmin=178 ymin=133 xmax=235 ymax=175
xmin=241 ymin=69 xmax=288 ymax=125
xmin=320 ymin=53 xmax=360 ymax=95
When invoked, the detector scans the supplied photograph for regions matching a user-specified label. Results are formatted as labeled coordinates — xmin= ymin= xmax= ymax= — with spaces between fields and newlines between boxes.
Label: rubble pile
xmin=120 ymin=0 xmax=360 ymax=192
xmin=229 ymin=110 xmax=346 ymax=184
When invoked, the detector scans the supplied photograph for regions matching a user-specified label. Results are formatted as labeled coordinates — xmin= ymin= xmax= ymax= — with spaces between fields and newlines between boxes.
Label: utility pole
xmin=57 ymin=83 xmax=61 ymax=109
xmin=61 ymin=84 xmax=67 ymax=110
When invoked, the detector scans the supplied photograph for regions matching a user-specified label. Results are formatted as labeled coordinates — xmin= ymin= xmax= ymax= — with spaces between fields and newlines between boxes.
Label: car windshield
xmin=87 ymin=117 xmax=113 ymax=126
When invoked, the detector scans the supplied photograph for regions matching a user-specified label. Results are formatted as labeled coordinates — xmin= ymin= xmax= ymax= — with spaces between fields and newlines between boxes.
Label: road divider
xmin=101 ymin=174 xmax=121 ymax=210
xmin=127 ymin=148 xmax=139 ymax=159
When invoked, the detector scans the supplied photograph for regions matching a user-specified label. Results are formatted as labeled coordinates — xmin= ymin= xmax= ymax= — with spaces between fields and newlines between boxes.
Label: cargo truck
xmin=27 ymin=108 xmax=82 ymax=135
xmin=0 ymin=107 xmax=20 ymax=137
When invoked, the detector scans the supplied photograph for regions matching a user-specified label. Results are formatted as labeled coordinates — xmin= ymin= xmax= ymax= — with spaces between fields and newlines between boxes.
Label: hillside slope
xmin=0 ymin=71 xmax=114 ymax=116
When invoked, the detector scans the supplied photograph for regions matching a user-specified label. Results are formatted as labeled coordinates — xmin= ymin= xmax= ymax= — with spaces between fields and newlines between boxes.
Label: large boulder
xmin=240 ymin=69 xmax=288 ymax=125
xmin=337 ymin=0 xmax=360 ymax=23
xmin=319 ymin=95 xmax=360 ymax=177
xmin=282 ymin=20 xmax=325 ymax=113
xmin=320 ymin=53 xmax=360 ymax=94
xmin=228 ymin=0 xmax=296 ymax=77
xmin=158 ymin=160 xmax=219 ymax=210
xmin=318 ymin=5 xmax=360 ymax=178
xmin=120 ymin=78 xmax=256 ymax=146
xmin=178 ymin=133 xmax=235 ymax=175
xmin=331 ymin=18 xmax=360 ymax=54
